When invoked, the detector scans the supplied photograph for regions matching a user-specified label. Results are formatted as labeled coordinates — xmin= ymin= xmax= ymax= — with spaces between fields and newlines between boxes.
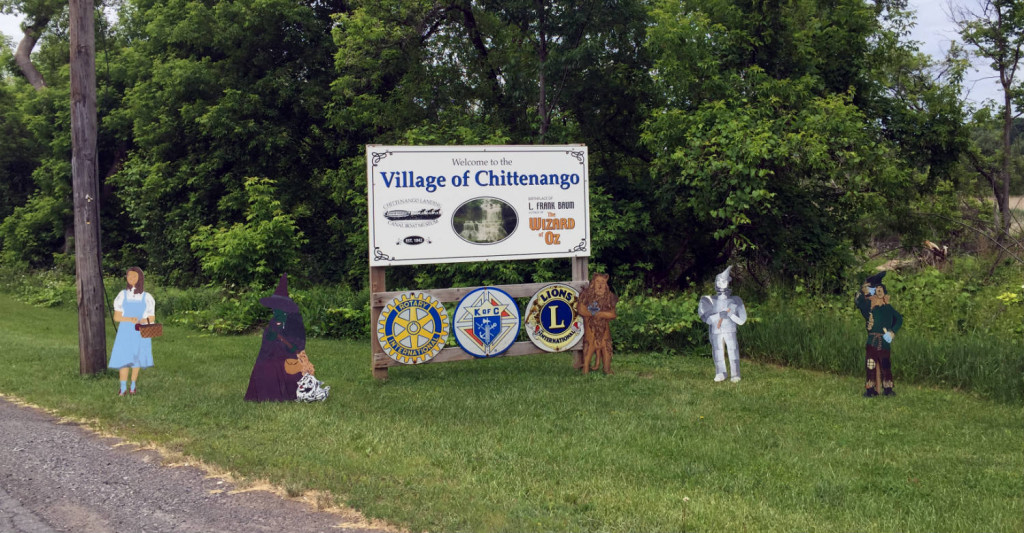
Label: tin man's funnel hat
xmin=715 ymin=265 xmax=733 ymax=287
xmin=259 ymin=274 xmax=299 ymax=312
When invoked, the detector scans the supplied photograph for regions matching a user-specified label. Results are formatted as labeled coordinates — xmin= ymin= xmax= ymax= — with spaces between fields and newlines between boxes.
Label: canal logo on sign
xmin=524 ymin=284 xmax=584 ymax=352
xmin=377 ymin=292 xmax=449 ymax=364
xmin=453 ymin=287 xmax=520 ymax=357
xmin=382 ymin=199 xmax=442 ymax=229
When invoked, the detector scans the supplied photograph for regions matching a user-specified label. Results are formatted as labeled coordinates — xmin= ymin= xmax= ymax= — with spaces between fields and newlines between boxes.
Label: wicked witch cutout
xmin=698 ymin=266 xmax=747 ymax=382
xmin=244 ymin=274 xmax=330 ymax=402
xmin=855 ymin=271 xmax=903 ymax=397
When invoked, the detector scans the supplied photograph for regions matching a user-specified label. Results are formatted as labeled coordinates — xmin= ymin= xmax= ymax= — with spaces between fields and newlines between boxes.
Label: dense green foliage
xmin=0 ymin=294 xmax=1020 ymax=532
xmin=0 ymin=0 xmax=986 ymax=290
xmin=190 ymin=177 xmax=307 ymax=287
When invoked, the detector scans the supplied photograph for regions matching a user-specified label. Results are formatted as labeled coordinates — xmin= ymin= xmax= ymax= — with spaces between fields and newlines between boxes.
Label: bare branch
xmin=13 ymin=16 xmax=49 ymax=89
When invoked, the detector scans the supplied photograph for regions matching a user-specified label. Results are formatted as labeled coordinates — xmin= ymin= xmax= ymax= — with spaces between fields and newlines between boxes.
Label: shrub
xmin=613 ymin=291 xmax=706 ymax=354
xmin=190 ymin=178 xmax=307 ymax=288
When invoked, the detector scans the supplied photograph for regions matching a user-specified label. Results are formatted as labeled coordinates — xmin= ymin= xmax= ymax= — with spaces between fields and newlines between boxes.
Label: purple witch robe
xmin=244 ymin=311 xmax=305 ymax=402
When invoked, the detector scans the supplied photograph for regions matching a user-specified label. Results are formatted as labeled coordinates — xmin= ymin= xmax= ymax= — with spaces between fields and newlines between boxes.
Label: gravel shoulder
xmin=0 ymin=395 xmax=392 ymax=533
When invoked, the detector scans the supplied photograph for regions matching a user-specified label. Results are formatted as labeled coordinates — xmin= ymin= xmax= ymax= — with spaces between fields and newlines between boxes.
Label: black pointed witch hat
xmin=259 ymin=274 xmax=299 ymax=312
xmin=865 ymin=271 xmax=886 ymax=287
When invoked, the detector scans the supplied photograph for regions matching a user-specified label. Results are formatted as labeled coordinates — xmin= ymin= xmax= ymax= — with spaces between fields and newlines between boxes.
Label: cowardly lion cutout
xmin=577 ymin=273 xmax=618 ymax=375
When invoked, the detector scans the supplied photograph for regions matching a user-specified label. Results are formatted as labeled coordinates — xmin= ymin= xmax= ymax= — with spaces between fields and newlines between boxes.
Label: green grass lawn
xmin=0 ymin=293 xmax=1020 ymax=532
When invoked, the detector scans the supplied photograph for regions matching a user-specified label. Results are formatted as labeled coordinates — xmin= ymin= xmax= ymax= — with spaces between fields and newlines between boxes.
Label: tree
xmin=641 ymin=0 xmax=967 ymax=287
xmin=331 ymin=0 xmax=654 ymax=286
xmin=110 ymin=0 xmax=348 ymax=284
xmin=0 ymin=66 xmax=43 ymax=223
xmin=0 ymin=3 xmax=132 ymax=271
xmin=0 ymin=0 xmax=975 ymax=292
xmin=0 ymin=0 xmax=64 ymax=89
xmin=953 ymin=0 xmax=1024 ymax=234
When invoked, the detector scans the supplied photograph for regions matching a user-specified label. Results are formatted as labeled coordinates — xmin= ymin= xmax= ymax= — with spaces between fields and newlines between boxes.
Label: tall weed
xmin=745 ymin=293 xmax=1023 ymax=403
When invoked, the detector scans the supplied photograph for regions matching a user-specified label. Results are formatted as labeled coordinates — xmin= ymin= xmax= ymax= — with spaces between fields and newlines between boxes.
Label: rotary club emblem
xmin=453 ymin=287 xmax=521 ymax=357
xmin=377 ymin=292 xmax=450 ymax=364
xmin=524 ymin=284 xmax=584 ymax=352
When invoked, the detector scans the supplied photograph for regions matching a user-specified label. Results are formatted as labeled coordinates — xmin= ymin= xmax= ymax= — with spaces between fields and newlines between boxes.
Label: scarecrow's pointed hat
xmin=259 ymin=274 xmax=299 ymax=312
xmin=865 ymin=271 xmax=886 ymax=286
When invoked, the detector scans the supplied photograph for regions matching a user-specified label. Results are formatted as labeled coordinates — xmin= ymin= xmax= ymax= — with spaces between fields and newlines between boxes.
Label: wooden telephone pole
xmin=69 ymin=0 xmax=107 ymax=373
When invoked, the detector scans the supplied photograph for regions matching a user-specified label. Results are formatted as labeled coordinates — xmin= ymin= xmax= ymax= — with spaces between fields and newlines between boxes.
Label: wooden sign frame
xmin=370 ymin=257 xmax=589 ymax=380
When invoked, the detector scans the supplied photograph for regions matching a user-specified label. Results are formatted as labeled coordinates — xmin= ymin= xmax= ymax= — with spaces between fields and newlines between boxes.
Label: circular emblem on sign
xmin=524 ymin=284 xmax=584 ymax=352
xmin=377 ymin=292 xmax=449 ymax=364
xmin=453 ymin=287 xmax=521 ymax=357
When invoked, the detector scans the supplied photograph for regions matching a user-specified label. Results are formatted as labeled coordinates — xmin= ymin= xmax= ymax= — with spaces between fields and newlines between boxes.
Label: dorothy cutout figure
xmin=108 ymin=267 xmax=155 ymax=396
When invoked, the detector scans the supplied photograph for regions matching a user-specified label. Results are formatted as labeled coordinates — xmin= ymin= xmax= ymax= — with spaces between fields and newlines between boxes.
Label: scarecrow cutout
xmin=855 ymin=271 xmax=903 ymax=397
xmin=698 ymin=266 xmax=747 ymax=382
xmin=244 ymin=274 xmax=330 ymax=402
xmin=577 ymin=273 xmax=618 ymax=374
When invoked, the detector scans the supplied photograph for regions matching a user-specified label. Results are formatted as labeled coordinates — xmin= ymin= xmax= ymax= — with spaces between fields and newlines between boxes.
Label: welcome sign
xmin=367 ymin=145 xmax=590 ymax=266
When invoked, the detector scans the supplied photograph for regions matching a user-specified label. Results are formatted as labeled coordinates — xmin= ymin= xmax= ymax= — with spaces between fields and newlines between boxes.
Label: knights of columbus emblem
xmin=453 ymin=287 xmax=521 ymax=358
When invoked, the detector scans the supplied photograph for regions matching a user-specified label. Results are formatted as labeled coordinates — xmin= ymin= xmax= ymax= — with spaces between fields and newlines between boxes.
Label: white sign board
xmin=367 ymin=145 xmax=590 ymax=266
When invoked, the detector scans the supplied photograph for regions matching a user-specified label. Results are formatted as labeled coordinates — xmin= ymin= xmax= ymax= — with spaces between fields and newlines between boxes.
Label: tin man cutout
xmin=698 ymin=266 xmax=747 ymax=382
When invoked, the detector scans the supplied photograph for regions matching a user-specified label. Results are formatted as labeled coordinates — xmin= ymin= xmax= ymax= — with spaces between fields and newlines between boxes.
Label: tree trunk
xmin=952 ymin=0 xmax=1021 ymax=236
xmin=536 ymin=0 xmax=549 ymax=141
xmin=1000 ymin=89 xmax=1012 ymax=235
xmin=70 ymin=0 xmax=107 ymax=374
xmin=14 ymin=17 xmax=50 ymax=90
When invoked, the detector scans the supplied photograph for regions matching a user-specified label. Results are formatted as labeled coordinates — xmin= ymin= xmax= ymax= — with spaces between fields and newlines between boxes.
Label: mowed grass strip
xmin=0 ymin=293 xmax=1020 ymax=532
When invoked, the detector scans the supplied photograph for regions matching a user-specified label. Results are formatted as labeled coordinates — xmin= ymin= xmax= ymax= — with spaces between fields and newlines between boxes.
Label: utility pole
xmin=69 ymin=0 xmax=106 ymax=373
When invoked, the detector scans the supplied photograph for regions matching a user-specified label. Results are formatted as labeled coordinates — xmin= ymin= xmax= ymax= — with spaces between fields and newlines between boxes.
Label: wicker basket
xmin=135 ymin=322 xmax=163 ymax=338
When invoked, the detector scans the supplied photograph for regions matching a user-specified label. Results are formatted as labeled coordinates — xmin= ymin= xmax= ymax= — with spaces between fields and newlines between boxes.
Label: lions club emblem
xmin=524 ymin=284 xmax=584 ymax=352
xmin=377 ymin=292 xmax=449 ymax=364
xmin=453 ymin=287 xmax=521 ymax=357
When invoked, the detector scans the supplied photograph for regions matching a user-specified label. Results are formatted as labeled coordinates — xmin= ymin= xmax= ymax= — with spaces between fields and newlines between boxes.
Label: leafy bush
xmin=190 ymin=178 xmax=307 ymax=288
xmin=613 ymin=291 xmax=706 ymax=354
xmin=291 ymin=285 xmax=370 ymax=339
xmin=12 ymin=268 xmax=77 ymax=308
xmin=159 ymin=283 xmax=369 ymax=337
xmin=0 ymin=194 xmax=68 ymax=268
